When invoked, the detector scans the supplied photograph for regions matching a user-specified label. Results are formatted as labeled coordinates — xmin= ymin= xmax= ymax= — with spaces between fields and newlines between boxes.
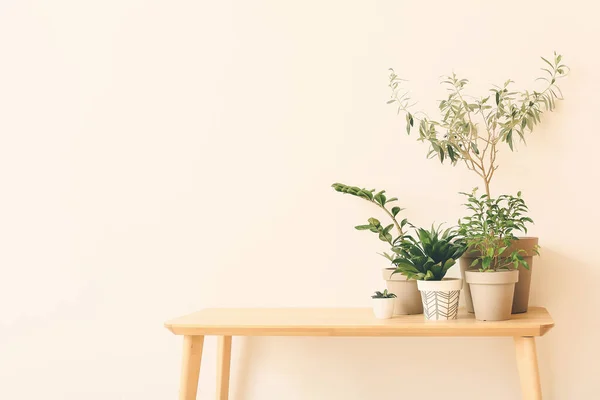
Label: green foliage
xmin=458 ymin=189 xmax=536 ymax=272
xmin=331 ymin=182 xmax=409 ymax=246
xmin=391 ymin=225 xmax=467 ymax=281
xmin=371 ymin=289 xmax=397 ymax=299
xmin=388 ymin=52 xmax=569 ymax=197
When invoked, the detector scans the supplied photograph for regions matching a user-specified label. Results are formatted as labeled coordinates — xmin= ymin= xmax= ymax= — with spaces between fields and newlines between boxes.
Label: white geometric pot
xmin=372 ymin=297 xmax=395 ymax=319
xmin=417 ymin=278 xmax=462 ymax=321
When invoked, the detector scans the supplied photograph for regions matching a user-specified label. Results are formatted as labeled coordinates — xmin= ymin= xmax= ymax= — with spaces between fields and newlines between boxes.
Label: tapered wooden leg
xmin=514 ymin=336 xmax=542 ymax=400
xmin=179 ymin=335 xmax=204 ymax=400
xmin=216 ymin=336 xmax=232 ymax=400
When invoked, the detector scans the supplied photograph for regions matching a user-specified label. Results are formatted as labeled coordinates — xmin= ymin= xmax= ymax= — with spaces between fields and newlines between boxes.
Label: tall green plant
xmin=388 ymin=53 xmax=569 ymax=197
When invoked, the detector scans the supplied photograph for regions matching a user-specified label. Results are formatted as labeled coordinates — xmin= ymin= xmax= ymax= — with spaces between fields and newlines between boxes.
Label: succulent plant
xmin=391 ymin=225 xmax=467 ymax=280
xmin=371 ymin=289 xmax=397 ymax=299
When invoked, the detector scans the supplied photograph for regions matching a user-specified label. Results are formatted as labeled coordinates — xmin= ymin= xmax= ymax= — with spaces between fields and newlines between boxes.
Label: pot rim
xmin=465 ymin=269 xmax=519 ymax=285
xmin=382 ymin=268 xmax=411 ymax=281
xmin=417 ymin=277 xmax=462 ymax=292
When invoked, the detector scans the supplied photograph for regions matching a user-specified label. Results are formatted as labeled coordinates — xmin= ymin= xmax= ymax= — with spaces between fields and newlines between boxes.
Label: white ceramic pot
xmin=382 ymin=268 xmax=423 ymax=315
xmin=372 ymin=297 xmax=395 ymax=319
xmin=417 ymin=278 xmax=462 ymax=321
xmin=465 ymin=270 xmax=519 ymax=321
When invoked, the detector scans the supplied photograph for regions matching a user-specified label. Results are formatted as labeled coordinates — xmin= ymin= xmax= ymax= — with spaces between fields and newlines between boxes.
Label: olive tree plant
xmin=388 ymin=52 xmax=569 ymax=197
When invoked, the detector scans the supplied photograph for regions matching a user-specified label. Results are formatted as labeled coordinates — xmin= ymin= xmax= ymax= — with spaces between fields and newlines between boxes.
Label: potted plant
xmin=387 ymin=52 xmax=568 ymax=314
xmin=391 ymin=226 xmax=467 ymax=320
xmin=458 ymin=190 xmax=536 ymax=321
xmin=331 ymin=182 xmax=422 ymax=315
xmin=371 ymin=289 xmax=397 ymax=319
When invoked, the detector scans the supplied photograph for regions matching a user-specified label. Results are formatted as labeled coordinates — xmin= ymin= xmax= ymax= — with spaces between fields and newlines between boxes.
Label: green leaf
xmin=354 ymin=225 xmax=372 ymax=230
xmin=378 ymin=231 xmax=393 ymax=243
xmin=392 ymin=206 xmax=401 ymax=217
xmin=368 ymin=218 xmax=380 ymax=227
xmin=383 ymin=224 xmax=394 ymax=235
xmin=541 ymin=57 xmax=554 ymax=69
xmin=482 ymin=256 xmax=492 ymax=269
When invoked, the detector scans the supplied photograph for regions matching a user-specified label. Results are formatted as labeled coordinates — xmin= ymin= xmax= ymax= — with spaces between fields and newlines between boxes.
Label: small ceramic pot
xmin=382 ymin=268 xmax=423 ymax=315
xmin=465 ymin=270 xmax=519 ymax=321
xmin=372 ymin=297 xmax=395 ymax=319
xmin=417 ymin=278 xmax=462 ymax=321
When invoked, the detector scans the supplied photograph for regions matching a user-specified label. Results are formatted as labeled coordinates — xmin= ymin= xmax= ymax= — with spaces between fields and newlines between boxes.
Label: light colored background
xmin=0 ymin=0 xmax=597 ymax=399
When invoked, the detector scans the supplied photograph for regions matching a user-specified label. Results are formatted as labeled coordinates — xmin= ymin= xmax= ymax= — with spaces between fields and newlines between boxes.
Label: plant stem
xmin=377 ymin=202 xmax=403 ymax=237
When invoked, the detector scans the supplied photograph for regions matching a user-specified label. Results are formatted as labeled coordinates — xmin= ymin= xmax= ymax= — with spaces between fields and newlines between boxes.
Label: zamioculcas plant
xmin=387 ymin=52 xmax=568 ymax=197
xmin=331 ymin=183 xmax=409 ymax=247
xmin=391 ymin=226 xmax=467 ymax=280
xmin=332 ymin=182 xmax=424 ymax=315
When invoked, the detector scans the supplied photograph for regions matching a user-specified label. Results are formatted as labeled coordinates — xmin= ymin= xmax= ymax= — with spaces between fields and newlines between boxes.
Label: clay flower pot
xmin=465 ymin=270 xmax=519 ymax=321
xmin=417 ymin=278 xmax=462 ymax=321
xmin=459 ymin=237 xmax=538 ymax=314
xmin=382 ymin=268 xmax=423 ymax=315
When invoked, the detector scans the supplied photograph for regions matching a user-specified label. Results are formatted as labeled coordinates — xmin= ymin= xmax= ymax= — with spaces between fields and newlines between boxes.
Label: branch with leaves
xmin=458 ymin=189 xmax=537 ymax=271
xmin=331 ymin=183 xmax=409 ymax=246
xmin=388 ymin=52 xmax=569 ymax=198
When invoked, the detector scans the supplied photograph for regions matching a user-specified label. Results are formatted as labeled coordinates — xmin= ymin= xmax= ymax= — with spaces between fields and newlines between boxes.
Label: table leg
xmin=179 ymin=335 xmax=204 ymax=400
xmin=216 ymin=336 xmax=232 ymax=400
xmin=514 ymin=336 xmax=542 ymax=400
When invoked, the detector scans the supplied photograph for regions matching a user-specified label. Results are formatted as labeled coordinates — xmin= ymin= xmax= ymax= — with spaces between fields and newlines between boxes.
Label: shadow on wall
xmin=530 ymin=247 xmax=598 ymax=399
xmin=231 ymin=335 xmax=520 ymax=399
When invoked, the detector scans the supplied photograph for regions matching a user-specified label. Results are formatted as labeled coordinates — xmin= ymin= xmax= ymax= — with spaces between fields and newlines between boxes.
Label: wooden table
xmin=165 ymin=307 xmax=554 ymax=400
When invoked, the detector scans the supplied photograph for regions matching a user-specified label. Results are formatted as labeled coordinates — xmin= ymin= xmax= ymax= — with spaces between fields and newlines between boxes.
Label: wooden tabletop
xmin=165 ymin=306 xmax=554 ymax=337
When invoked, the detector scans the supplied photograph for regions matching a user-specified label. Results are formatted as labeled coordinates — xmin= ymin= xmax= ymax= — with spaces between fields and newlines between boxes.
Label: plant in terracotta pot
xmin=331 ymin=182 xmax=423 ymax=315
xmin=458 ymin=189 xmax=537 ymax=321
xmin=387 ymin=52 xmax=568 ymax=313
xmin=391 ymin=226 xmax=467 ymax=320
xmin=371 ymin=289 xmax=397 ymax=319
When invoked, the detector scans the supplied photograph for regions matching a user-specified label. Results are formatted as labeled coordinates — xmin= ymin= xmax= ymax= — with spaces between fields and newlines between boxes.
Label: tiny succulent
xmin=331 ymin=182 xmax=409 ymax=246
xmin=458 ymin=189 xmax=537 ymax=272
xmin=391 ymin=225 xmax=467 ymax=280
xmin=371 ymin=289 xmax=397 ymax=299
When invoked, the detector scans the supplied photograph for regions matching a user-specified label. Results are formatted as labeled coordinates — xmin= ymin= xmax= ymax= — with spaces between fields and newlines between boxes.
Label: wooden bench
xmin=165 ymin=306 xmax=554 ymax=399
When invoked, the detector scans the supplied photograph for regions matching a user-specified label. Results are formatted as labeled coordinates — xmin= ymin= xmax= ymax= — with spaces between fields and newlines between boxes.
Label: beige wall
xmin=1 ymin=0 xmax=598 ymax=398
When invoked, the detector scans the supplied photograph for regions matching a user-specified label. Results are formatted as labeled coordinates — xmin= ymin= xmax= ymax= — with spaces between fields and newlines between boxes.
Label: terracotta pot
xmin=382 ymin=268 xmax=423 ymax=315
xmin=459 ymin=237 xmax=538 ymax=314
xmin=465 ymin=270 xmax=519 ymax=321
xmin=417 ymin=278 xmax=462 ymax=321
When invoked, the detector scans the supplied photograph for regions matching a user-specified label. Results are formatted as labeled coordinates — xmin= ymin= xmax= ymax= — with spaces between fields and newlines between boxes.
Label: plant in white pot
xmin=459 ymin=190 xmax=536 ymax=321
xmin=371 ymin=289 xmax=397 ymax=319
xmin=391 ymin=226 xmax=467 ymax=321
xmin=387 ymin=52 xmax=568 ymax=313
xmin=331 ymin=183 xmax=423 ymax=315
